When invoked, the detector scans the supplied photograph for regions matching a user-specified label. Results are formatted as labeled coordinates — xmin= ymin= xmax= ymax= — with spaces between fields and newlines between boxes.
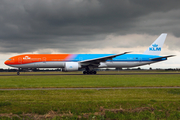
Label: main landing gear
xmin=82 ymin=66 xmax=97 ymax=74
xmin=83 ymin=70 xmax=97 ymax=74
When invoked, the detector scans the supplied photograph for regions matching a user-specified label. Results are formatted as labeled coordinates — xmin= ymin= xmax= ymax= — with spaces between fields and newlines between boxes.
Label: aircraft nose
xmin=4 ymin=60 xmax=9 ymax=65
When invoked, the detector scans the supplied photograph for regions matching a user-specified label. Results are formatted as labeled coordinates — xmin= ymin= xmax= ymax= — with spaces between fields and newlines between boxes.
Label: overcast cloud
xmin=0 ymin=0 xmax=180 ymax=53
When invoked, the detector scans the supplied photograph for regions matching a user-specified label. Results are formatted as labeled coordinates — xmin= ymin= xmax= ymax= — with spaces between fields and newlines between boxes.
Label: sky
xmin=1 ymin=0 xmax=180 ymax=69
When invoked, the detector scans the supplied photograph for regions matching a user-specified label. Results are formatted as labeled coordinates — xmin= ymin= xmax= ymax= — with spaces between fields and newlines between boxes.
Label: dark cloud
xmin=0 ymin=0 xmax=180 ymax=53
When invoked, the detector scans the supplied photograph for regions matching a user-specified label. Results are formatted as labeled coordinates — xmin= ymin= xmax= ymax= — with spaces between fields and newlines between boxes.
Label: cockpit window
xmin=8 ymin=59 xmax=11 ymax=61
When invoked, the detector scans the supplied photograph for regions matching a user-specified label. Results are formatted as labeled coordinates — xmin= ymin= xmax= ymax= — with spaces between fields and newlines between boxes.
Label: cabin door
xmin=43 ymin=57 xmax=46 ymax=63
xmin=139 ymin=57 xmax=142 ymax=62
xmin=18 ymin=57 xmax=22 ymax=64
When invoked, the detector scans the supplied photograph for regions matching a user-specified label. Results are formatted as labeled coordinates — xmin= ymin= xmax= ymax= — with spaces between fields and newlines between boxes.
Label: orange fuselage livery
xmin=5 ymin=54 xmax=71 ymax=65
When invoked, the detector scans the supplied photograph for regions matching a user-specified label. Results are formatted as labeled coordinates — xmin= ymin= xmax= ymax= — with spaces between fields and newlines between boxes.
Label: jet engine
xmin=62 ymin=62 xmax=80 ymax=71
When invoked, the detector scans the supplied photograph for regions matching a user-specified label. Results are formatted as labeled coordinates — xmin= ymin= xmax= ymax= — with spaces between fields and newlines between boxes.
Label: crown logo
xmin=152 ymin=44 xmax=158 ymax=47
xmin=23 ymin=56 xmax=31 ymax=60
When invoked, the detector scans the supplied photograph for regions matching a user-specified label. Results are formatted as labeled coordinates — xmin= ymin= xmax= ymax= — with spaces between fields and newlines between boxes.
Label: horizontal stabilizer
xmin=150 ymin=55 xmax=175 ymax=60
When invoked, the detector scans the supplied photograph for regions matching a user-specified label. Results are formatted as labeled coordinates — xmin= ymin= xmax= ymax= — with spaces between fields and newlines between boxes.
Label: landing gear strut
xmin=17 ymin=68 xmax=21 ymax=75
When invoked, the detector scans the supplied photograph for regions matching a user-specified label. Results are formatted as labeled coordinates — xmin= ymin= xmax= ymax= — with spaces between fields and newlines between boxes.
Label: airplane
xmin=4 ymin=33 xmax=175 ymax=75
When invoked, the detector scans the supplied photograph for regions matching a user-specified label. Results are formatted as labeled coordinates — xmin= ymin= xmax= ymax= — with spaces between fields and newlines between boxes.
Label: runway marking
xmin=0 ymin=87 xmax=180 ymax=90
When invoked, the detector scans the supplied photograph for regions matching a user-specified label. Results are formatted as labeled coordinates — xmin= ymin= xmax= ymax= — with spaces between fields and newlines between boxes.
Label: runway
xmin=0 ymin=87 xmax=180 ymax=90
xmin=1 ymin=72 xmax=180 ymax=76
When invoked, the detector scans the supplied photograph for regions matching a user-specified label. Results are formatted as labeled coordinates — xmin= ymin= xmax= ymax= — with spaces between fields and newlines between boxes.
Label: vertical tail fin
xmin=143 ymin=33 xmax=167 ymax=55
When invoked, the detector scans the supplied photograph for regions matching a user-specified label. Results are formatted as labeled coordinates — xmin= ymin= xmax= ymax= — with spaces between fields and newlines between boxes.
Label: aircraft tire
xmin=83 ymin=71 xmax=87 ymax=74
xmin=83 ymin=71 xmax=96 ymax=75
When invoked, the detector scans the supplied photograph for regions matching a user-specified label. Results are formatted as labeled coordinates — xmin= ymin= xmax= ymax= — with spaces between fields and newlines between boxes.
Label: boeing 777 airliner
xmin=5 ymin=33 xmax=175 ymax=75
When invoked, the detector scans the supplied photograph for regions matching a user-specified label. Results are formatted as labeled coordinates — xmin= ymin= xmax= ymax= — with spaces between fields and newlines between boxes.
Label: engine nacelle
xmin=62 ymin=62 xmax=80 ymax=72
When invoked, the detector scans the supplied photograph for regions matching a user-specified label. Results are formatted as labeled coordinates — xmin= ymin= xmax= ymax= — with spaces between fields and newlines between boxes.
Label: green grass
xmin=0 ymin=89 xmax=180 ymax=119
xmin=1 ymin=71 xmax=180 ymax=119
xmin=0 ymin=74 xmax=180 ymax=88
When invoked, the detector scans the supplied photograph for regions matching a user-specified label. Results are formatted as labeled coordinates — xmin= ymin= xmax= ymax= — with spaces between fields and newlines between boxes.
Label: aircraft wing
xmin=150 ymin=55 xmax=175 ymax=61
xmin=80 ymin=52 xmax=130 ymax=65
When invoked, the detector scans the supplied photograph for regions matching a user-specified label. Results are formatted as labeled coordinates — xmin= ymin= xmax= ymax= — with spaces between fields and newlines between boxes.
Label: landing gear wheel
xmin=83 ymin=70 xmax=97 ymax=75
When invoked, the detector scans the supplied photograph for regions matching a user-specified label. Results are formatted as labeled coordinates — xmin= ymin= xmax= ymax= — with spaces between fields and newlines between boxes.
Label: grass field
xmin=0 ymin=73 xmax=180 ymax=88
xmin=0 ymin=71 xmax=180 ymax=119
xmin=0 ymin=89 xmax=180 ymax=119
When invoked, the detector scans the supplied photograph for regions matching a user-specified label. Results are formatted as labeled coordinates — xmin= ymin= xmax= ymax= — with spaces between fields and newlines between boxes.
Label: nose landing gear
xmin=17 ymin=71 xmax=20 ymax=75
xmin=17 ymin=68 xmax=21 ymax=75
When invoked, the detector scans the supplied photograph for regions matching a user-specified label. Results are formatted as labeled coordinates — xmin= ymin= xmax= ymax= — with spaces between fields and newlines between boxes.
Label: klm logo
xmin=149 ymin=44 xmax=161 ymax=51
xmin=69 ymin=66 xmax=73 ymax=68
xmin=23 ymin=56 xmax=31 ymax=60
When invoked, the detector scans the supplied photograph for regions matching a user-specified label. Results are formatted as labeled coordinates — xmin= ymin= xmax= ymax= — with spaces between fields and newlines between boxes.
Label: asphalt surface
xmin=1 ymin=72 xmax=180 ymax=76
xmin=0 ymin=87 xmax=180 ymax=90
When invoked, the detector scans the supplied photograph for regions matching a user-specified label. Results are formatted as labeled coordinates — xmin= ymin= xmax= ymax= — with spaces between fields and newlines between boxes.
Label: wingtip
xmin=124 ymin=51 xmax=131 ymax=54
xmin=169 ymin=55 xmax=176 ymax=57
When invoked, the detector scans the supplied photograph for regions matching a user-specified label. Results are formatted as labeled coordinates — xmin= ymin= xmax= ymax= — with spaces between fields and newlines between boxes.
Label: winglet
xmin=144 ymin=33 xmax=167 ymax=55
